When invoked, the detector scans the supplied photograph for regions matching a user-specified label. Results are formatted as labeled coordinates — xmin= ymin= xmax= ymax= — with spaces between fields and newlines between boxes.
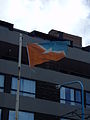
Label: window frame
xmin=60 ymin=86 xmax=82 ymax=105
xmin=0 ymin=74 xmax=5 ymax=92
xmin=86 ymin=91 xmax=90 ymax=106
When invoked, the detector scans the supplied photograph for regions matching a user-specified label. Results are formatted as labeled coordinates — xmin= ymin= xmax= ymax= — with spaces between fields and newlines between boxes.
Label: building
xmin=0 ymin=20 xmax=90 ymax=120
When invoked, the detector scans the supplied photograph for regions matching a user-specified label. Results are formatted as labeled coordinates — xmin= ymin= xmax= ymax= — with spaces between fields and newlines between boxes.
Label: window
xmin=70 ymin=89 xmax=75 ymax=105
xmin=86 ymin=92 xmax=90 ymax=107
xmin=0 ymin=74 xmax=4 ymax=92
xmin=60 ymin=87 xmax=65 ymax=104
xmin=9 ymin=111 xmax=34 ymax=120
xmin=11 ymin=77 xmax=36 ymax=97
xmin=65 ymin=87 xmax=71 ymax=103
xmin=75 ymin=90 xmax=81 ymax=104
xmin=60 ymin=87 xmax=81 ymax=105
xmin=60 ymin=87 xmax=75 ymax=105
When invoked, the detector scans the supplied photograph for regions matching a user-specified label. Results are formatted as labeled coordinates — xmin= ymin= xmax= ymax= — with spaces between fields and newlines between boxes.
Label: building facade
xmin=0 ymin=20 xmax=90 ymax=120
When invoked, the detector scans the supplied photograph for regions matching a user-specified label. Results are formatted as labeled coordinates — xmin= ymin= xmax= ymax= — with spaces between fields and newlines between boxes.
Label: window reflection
xmin=0 ymin=75 xmax=4 ymax=92
xmin=75 ymin=90 xmax=81 ymax=105
xmin=86 ymin=92 xmax=90 ymax=106
xmin=11 ymin=77 xmax=36 ymax=98
xmin=60 ymin=87 xmax=81 ymax=105
xmin=9 ymin=111 xmax=34 ymax=120
xmin=60 ymin=87 xmax=65 ymax=104
xmin=65 ymin=88 xmax=70 ymax=104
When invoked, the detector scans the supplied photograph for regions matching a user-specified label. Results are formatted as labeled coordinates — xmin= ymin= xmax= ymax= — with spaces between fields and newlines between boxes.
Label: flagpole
xmin=15 ymin=33 xmax=22 ymax=120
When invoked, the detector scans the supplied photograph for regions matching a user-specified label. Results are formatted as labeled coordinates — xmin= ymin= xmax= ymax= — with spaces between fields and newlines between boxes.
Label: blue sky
xmin=0 ymin=0 xmax=90 ymax=46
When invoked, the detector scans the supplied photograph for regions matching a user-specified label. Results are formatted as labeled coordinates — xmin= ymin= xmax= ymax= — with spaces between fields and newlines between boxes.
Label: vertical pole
xmin=15 ymin=33 xmax=22 ymax=120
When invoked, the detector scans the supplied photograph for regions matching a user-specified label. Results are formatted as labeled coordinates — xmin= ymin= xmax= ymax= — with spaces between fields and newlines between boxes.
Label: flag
xmin=27 ymin=41 xmax=69 ymax=67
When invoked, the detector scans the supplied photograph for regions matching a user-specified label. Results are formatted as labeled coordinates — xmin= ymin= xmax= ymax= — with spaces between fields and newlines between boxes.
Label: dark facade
xmin=0 ymin=20 xmax=90 ymax=120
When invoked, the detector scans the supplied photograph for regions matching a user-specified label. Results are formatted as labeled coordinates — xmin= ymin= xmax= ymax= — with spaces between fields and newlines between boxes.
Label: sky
xmin=0 ymin=0 xmax=90 ymax=46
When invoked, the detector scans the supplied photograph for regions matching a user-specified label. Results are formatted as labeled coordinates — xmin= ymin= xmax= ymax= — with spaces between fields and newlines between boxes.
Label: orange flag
xmin=27 ymin=42 xmax=67 ymax=67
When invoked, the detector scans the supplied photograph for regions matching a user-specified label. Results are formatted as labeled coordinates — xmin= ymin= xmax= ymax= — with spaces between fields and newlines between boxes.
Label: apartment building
xmin=0 ymin=20 xmax=90 ymax=120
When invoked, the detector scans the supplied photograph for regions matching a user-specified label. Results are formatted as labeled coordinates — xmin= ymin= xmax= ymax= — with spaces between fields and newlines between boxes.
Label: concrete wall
xmin=0 ymin=92 xmax=81 ymax=117
xmin=0 ymin=59 xmax=90 ymax=91
xmin=0 ymin=26 xmax=90 ymax=64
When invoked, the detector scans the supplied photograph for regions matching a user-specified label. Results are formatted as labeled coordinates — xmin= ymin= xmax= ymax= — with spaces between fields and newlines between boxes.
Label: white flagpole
xmin=15 ymin=33 xmax=22 ymax=120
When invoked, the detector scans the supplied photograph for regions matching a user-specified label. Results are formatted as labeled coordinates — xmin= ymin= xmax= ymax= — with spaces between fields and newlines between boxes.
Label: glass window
xmin=9 ymin=111 xmax=15 ymax=120
xmin=20 ymin=79 xmax=36 ymax=97
xmin=60 ymin=87 xmax=75 ymax=105
xmin=60 ymin=87 xmax=82 ymax=106
xmin=65 ymin=87 xmax=71 ymax=103
xmin=65 ymin=88 xmax=75 ymax=105
xmin=0 ymin=75 xmax=4 ymax=92
xmin=75 ymin=90 xmax=81 ymax=104
xmin=70 ymin=89 xmax=75 ymax=105
xmin=9 ymin=111 xmax=34 ymax=120
xmin=86 ymin=92 xmax=90 ymax=105
xmin=11 ymin=77 xmax=36 ymax=97
xmin=60 ymin=87 xmax=65 ymax=104
xmin=11 ymin=77 xmax=17 ymax=94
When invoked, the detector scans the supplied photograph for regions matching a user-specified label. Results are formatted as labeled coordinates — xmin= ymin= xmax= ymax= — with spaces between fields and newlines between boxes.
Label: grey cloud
xmin=83 ymin=0 xmax=90 ymax=7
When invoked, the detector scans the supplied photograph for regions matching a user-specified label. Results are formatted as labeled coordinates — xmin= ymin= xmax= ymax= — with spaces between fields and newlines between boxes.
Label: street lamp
xmin=56 ymin=81 xmax=84 ymax=120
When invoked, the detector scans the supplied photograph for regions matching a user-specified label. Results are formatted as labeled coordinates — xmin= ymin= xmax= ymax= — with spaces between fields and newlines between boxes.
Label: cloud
xmin=0 ymin=0 xmax=90 ymax=46
xmin=72 ymin=0 xmax=90 ymax=46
